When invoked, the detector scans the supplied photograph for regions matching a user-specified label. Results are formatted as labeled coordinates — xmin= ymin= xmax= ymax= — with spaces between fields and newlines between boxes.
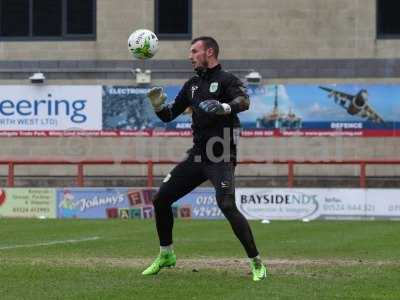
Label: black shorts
xmin=157 ymin=155 xmax=235 ymax=204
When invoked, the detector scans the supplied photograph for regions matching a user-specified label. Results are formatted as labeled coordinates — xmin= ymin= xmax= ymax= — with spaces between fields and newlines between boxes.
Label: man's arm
xmin=147 ymin=87 xmax=189 ymax=122
xmin=199 ymin=76 xmax=250 ymax=115
xmin=225 ymin=75 xmax=250 ymax=113
xmin=228 ymin=95 xmax=250 ymax=113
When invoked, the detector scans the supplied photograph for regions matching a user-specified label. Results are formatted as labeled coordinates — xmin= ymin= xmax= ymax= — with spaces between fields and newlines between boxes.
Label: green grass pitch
xmin=1 ymin=219 xmax=400 ymax=299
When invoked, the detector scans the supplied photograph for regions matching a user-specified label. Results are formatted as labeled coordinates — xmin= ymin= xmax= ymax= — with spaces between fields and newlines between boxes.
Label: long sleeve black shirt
xmin=156 ymin=64 xmax=249 ymax=162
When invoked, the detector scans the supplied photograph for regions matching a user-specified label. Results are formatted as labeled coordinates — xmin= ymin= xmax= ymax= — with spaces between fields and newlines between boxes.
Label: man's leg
xmin=204 ymin=162 xmax=267 ymax=281
xmin=142 ymin=157 xmax=206 ymax=275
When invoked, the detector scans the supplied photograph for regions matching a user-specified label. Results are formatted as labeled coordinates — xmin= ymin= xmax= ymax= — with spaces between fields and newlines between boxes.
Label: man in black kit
xmin=142 ymin=36 xmax=267 ymax=281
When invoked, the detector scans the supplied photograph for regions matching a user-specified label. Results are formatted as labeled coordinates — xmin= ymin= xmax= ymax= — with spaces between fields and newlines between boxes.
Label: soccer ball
xmin=128 ymin=29 xmax=159 ymax=59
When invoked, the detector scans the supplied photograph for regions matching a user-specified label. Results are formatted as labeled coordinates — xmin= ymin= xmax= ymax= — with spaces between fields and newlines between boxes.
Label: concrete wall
xmin=0 ymin=0 xmax=399 ymax=61
xmin=1 ymin=0 xmax=400 ymax=186
xmin=1 ymin=137 xmax=400 ymax=179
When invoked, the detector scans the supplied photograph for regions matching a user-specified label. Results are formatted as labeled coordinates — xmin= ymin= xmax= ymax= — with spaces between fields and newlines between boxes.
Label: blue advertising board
xmin=101 ymin=84 xmax=400 ymax=137
xmin=56 ymin=188 xmax=222 ymax=220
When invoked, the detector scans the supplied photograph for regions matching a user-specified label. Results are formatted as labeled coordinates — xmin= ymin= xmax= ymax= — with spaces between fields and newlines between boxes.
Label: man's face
xmin=189 ymin=40 xmax=210 ymax=70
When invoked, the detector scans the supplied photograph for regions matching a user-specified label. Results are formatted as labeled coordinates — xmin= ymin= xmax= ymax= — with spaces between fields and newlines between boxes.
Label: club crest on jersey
xmin=209 ymin=82 xmax=218 ymax=93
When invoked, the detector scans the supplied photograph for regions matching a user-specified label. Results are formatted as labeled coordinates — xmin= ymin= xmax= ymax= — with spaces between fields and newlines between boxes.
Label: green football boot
xmin=142 ymin=251 xmax=176 ymax=275
xmin=250 ymin=259 xmax=267 ymax=282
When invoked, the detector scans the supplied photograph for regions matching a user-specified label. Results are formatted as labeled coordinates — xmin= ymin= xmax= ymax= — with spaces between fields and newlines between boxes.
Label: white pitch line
xmin=0 ymin=236 xmax=100 ymax=250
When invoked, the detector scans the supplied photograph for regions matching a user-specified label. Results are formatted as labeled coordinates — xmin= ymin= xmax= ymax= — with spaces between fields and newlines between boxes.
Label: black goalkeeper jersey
xmin=156 ymin=64 xmax=249 ymax=162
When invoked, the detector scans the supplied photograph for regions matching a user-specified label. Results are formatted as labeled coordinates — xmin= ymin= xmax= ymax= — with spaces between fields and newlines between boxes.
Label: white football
xmin=128 ymin=29 xmax=159 ymax=59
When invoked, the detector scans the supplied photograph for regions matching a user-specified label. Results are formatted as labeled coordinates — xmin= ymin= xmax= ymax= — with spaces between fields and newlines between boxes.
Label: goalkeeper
xmin=142 ymin=36 xmax=267 ymax=282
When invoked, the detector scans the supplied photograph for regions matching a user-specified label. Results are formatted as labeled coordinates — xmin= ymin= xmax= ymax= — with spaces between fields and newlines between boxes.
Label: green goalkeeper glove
xmin=147 ymin=87 xmax=167 ymax=112
xmin=199 ymin=99 xmax=231 ymax=115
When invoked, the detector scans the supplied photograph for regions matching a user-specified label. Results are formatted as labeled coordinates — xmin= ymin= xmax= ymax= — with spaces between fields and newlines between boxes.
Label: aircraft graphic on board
xmin=319 ymin=86 xmax=385 ymax=124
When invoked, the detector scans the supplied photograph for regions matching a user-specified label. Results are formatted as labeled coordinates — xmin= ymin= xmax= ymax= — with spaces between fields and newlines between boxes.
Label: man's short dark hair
xmin=191 ymin=36 xmax=219 ymax=58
